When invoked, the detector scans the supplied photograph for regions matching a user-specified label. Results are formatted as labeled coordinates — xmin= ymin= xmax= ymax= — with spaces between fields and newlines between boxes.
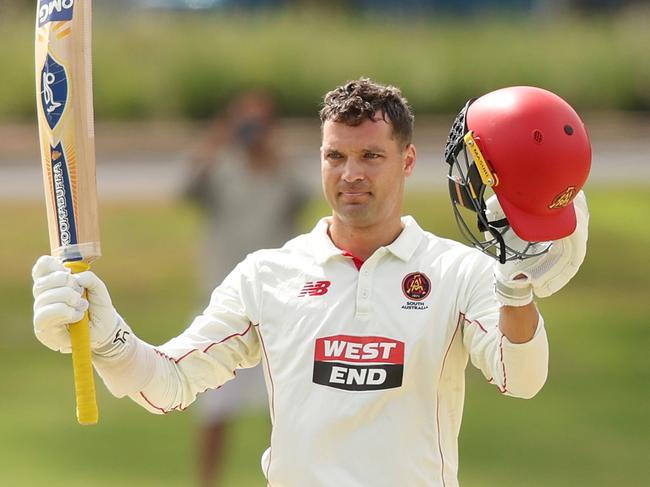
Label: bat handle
xmin=64 ymin=260 xmax=99 ymax=425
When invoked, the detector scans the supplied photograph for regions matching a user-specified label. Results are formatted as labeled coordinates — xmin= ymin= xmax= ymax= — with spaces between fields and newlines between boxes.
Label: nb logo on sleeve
xmin=298 ymin=280 xmax=331 ymax=297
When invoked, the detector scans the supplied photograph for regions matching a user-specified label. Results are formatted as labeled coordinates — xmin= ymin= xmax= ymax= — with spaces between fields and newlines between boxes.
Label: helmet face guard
xmin=444 ymin=86 xmax=591 ymax=264
xmin=444 ymin=99 xmax=549 ymax=264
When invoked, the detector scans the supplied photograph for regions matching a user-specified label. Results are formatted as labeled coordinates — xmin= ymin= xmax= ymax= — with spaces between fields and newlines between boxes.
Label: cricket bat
xmin=35 ymin=0 xmax=101 ymax=425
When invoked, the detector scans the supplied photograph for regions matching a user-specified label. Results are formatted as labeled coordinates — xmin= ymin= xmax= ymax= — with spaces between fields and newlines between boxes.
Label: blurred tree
xmin=573 ymin=0 xmax=646 ymax=11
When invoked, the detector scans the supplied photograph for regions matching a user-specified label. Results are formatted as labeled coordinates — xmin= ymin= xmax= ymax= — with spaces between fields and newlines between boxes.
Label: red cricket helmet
xmin=444 ymin=86 xmax=591 ymax=262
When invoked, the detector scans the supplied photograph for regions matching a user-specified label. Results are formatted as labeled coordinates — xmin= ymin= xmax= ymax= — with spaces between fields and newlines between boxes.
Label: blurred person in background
xmin=182 ymin=90 xmax=309 ymax=486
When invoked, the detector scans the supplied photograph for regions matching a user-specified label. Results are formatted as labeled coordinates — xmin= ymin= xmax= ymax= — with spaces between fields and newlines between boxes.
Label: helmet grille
xmin=444 ymin=98 xmax=475 ymax=164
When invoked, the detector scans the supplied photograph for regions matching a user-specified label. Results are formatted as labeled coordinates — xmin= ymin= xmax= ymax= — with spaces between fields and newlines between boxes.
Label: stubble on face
xmin=320 ymin=117 xmax=413 ymax=232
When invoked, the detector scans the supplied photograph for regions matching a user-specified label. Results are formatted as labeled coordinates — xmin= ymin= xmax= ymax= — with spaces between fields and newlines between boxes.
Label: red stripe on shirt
xmin=257 ymin=325 xmax=276 ymax=484
xmin=461 ymin=312 xmax=488 ymax=333
xmin=435 ymin=313 xmax=463 ymax=487
xmin=139 ymin=392 xmax=168 ymax=414
xmin=156 ymin=322 xmax=254 ymax=365
xmin=498 ymin=335 xmax=508 ymax=394
xmin=203 ymin=322 xmax=254 ymax=354
xmin=146 ymin=323 xmax=255 ymax=413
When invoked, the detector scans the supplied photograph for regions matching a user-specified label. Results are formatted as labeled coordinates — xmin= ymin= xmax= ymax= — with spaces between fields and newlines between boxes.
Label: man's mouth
xmin=340 ymin=191 xmax=369 ymax=196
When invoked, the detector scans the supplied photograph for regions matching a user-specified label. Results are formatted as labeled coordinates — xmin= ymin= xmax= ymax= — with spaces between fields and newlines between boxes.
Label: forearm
xmin=91 ymin=318 xmax=165 ymax=401
xmin=91 ymin=314 xmax=260 ymax=414
xmin=497 ymin=315 xmax=549 ymax=399
xmin=498 ymin=301 xmax=539 ymax=344
xmin=465 ymin=304 xmax=548 ymax=399
xmin=90 ymin=316 xmax=193 ymax=415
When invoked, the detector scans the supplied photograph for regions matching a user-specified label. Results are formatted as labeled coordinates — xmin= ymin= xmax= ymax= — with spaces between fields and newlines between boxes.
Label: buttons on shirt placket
xmin=356 ymin=249 xmax=387 ymax=318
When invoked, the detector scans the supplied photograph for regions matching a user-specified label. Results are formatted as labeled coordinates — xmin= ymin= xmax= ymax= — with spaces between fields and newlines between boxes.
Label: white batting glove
xmin=32 ymin=255 xmax=121 ymax=353
xmin=489 ymin=191 xmax=589 ymax=307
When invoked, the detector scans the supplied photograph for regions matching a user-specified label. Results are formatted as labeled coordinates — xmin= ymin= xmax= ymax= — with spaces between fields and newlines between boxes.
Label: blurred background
xmin=1 ymin=1 xmax=648 ymax=486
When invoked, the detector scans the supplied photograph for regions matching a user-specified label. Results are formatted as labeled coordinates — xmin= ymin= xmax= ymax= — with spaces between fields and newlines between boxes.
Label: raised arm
xmin=463 ymin=192 xmax=589 ymax=398
xmin=32 ymin=255 xmax=261 ymax=415
xmin=494 ymin=191 xmax=589 ymax=342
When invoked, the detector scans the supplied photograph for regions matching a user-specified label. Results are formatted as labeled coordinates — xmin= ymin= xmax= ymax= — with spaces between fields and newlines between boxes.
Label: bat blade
xmin=35 ymin=0 xmax=100 ymax=424
xmin=35 ymin=0 xmax=100 ymax=262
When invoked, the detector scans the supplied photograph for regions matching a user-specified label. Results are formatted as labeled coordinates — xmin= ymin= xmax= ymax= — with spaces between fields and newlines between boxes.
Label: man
xmin=32 ymin=79 xmax=590 ymax=486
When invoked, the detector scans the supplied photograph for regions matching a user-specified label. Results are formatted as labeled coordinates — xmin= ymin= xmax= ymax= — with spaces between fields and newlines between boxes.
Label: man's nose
xmin=342 ymin=158 xmax=365 ymax=183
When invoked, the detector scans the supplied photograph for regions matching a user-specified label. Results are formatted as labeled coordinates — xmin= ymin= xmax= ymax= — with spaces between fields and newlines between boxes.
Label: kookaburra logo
xmin=40 ymin=54 xmax=68 ymax=130
xmin=113 ymin=329 xmax=131 ymax=345
xmin=549 ymin=186 xmax=577 ymax=209
xmin=38 ymin=0 xmax=74 ymax=27
xmin=52 ymin=160 xmax=72 ymax=245
xmin=49 ymin=143 xmax=77 ymax=247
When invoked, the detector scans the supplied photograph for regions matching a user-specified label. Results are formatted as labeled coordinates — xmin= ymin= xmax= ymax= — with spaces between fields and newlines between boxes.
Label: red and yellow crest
xmin=549 ymin=186 xmax=576 ymax=209
xmin=402 ymin=272 xmax=431 ymax=301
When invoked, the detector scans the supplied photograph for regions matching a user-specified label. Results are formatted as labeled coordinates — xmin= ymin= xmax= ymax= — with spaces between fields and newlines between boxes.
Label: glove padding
xmin=490 ymin=191 xmax=589 ymax=306
xmin=32 ymin=255 xmax=119 ymax=353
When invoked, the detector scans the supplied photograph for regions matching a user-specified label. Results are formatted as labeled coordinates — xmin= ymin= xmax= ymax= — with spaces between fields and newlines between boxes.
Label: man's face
xmin=320 ymin=115 xmax=416 ymax=230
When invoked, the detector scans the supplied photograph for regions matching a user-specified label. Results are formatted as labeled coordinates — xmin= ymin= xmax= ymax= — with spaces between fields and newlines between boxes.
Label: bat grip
xmin=64 ymin=260 xmax=99 ymax=425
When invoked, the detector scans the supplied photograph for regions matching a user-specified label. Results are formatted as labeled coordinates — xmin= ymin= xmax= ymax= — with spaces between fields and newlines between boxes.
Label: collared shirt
xmin=95 ymin=216 xmax=549 ymax=487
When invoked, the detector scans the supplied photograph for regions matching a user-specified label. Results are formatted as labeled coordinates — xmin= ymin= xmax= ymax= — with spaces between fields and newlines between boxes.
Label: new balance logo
xmin=298 ymin=280 xmax=331 ymax=297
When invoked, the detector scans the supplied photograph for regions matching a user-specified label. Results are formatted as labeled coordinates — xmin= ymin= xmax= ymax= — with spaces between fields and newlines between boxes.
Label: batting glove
xmin=490 ymin=191 xmax=589 ymax=307
xmin=32 ymin=255 xmax=120 ymax=353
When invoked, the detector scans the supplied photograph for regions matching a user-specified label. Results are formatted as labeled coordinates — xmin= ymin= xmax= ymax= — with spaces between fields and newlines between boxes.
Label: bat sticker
xmin=40 ymin=53 xmax=68 ymax=130
xmin=38 ymin=0 xmax=75 ymax=27
xmin=50 ymin=143 xmax=78 ymax=248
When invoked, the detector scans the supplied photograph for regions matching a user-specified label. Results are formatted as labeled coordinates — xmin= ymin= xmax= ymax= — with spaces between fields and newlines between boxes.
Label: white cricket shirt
xmin=94 ymin=216 xmax=549 ymax=487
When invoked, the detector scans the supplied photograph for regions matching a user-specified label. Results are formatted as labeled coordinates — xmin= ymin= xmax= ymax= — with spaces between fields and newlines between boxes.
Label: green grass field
xmin=2 ymin=10 xmax=650 ymax=120
xmin=0 ymin=185 xmax=647 ymax=486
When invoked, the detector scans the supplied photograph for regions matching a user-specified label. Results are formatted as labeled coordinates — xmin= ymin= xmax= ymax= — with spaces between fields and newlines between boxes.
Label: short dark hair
xmin=319 ymin=78 xmax=414 ymax=147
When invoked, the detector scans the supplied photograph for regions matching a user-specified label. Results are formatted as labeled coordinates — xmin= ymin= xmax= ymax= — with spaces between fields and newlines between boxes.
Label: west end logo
xmin=313 ymin=335 xmax=405 ymax=391
xmin=38 ymin=0 xmax=74 ymax=27
xmin=40 ymin=53 xmax=68 ymax=130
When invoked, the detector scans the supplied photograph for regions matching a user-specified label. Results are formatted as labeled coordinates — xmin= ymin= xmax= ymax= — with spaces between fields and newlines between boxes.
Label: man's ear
xmin=403 ymin=144 xmax=416 ymax=175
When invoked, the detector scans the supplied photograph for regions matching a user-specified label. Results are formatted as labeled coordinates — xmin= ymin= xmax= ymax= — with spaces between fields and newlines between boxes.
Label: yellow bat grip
xmin=64 ymin=261 xmax=99 ymax=425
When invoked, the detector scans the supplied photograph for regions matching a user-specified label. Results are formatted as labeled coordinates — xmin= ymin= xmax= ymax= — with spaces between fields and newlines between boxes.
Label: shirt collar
xmin=385 ymin=215 xmax=424 ymax=261
xmin=311 ymin=217 xmax=342 ymax=264
xmin=310 ymin=215 xmax=424 ymax=264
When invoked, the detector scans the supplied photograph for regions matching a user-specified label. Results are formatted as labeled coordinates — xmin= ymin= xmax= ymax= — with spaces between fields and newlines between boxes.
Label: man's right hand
xmin=487 ymin=191 xmax=589 ymax=307
xmin=32 ymin=255 xmax=120 ymax=353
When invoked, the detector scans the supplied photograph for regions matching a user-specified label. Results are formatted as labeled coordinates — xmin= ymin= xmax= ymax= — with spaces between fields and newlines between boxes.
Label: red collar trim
xmin=341 ymin=251 xmax=364 ymax=271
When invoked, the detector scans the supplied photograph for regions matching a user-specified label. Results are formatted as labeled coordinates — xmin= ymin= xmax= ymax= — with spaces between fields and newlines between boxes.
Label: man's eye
xmin=327 ymin=152 xmax=342 ymax=159
xmin=364 ymin=152 xmax=380 ymax=159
